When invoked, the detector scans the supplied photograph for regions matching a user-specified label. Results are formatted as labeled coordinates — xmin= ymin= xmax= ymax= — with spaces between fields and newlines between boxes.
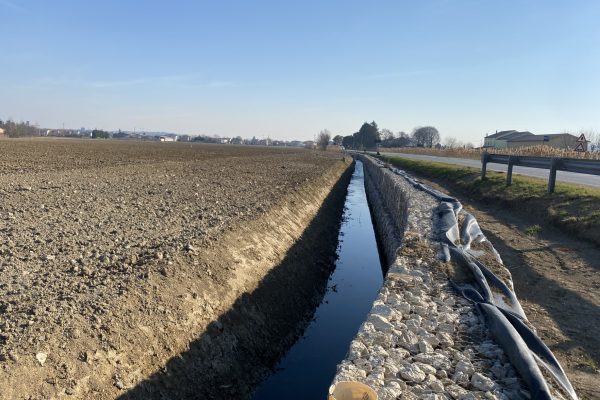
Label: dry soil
xmin=0 ymin=139 xmax=352 ymax=399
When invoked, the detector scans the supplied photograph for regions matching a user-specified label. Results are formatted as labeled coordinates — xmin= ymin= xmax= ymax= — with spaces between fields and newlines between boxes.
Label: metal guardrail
xmin=481 ymin=152 xmax=600 ymax=193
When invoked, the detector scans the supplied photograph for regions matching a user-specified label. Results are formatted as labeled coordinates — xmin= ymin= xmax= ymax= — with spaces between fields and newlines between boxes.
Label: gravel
xmin=331 ymin=156 xmax=529 ymax=400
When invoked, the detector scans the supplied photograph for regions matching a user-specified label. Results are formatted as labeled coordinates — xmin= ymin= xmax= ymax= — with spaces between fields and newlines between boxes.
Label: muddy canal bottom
xmin=252 ymin=161 xmax=384 ymax=399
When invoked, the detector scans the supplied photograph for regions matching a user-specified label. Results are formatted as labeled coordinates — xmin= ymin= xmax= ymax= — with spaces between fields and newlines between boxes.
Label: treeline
xmin=331 ymin=122 xmax=447 ymax=150
xmin=91 ymin=129 xmax=111 ymax=139
xmin=0 ymin=119 xmax=39 ymax=137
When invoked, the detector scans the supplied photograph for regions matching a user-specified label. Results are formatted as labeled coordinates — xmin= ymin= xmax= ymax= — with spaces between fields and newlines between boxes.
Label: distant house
xmin=0 ymin=128 xmax=5 ymax=137
xmin=484 ymin=130 xmax=578 ymax=150
xmin=506 ymin=133 xmax=578 ymax=149
xmin=159 ymin=136 xmax=175 ymax=142
xmin=483 ymin=130 xmax=535 ymax=149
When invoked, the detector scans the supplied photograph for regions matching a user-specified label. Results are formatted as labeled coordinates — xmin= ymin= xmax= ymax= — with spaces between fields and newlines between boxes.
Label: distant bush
xmin=91 ymin=129 xmax=111 ymax=139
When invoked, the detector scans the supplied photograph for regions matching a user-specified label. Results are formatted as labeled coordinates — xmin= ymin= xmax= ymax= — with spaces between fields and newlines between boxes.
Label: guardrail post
xmin=481 ymin=152 xmax=489 ymax=179
xmin=507 ymin=156 xmax=515 ymax=186
xmin=548 ymin=158 xmax=559 ymax=194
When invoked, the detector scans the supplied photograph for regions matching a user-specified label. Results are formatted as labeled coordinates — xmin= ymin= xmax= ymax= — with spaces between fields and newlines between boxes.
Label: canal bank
xmin=330 ymin=154 xmax=577 ymax=400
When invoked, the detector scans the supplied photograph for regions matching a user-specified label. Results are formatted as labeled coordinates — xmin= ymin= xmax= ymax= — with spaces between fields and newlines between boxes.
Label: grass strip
xmin=380 ymin=155 xmax=600 ymax=246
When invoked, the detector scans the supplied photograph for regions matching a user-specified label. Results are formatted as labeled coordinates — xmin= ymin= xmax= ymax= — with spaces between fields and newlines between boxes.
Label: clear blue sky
xmin=1 ymin=0 xmax=599 ymax=144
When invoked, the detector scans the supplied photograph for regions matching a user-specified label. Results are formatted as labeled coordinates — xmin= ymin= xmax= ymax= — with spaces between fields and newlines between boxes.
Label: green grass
xmin=380 ymin=155 xmax=600 ymax=246
xmin=578 ymin=354 xmax=599 ymax=371
xmin=525 ymin=225 xmax=543 ymax=236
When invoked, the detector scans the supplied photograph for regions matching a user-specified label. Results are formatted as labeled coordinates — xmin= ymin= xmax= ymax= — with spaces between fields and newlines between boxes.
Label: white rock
xmin=421 ymin=394 xmax=445 ymax=400
xmin=452 ymin=370 xmax=470 ymax=387
xmin=406 ymin=320 xmax=420 ymax=333
xmin=446 ymin=384 xmax=468 ymax=399
xmin=413 ymin=305 xmax=429 ymax=317
xmin=383 ymin=361 xmax=400 ymax=378
xmin=436 ymin=331 xmax=454 ymax=348
xmin=421 ymin=333 xmax=440 ymax=347
xmin=35 ymin=352 xmax=47 ymax=366
xmin=369 ymin=366 xmax=386 ymax=382
xmin=368 ymin=354 xmax=386 ymax=367
xmin=336 ymin=363 xmax=367 ymax=380
xmin=407 ymin=314 xmax=423 ymax=325
xmin=387 ymin=378 xmax=407 ymax=391
xmin=347 ymin=340 xmax=367 ymax=361
xmin=424 ymin=373 xmax=438 ymax=384
xmin=429 ymin=380 xmax=444 ymax=393
xmin=400 ymin=364 xmax=426 ymax=382
xmin=397 ymin=330 xmax=418 ymax=351
xmin=418 ymin=340 xmax=434 ymax=354
xmin=435 ymin=369 xmax=448 ymax=379
xmin=365 ymin=375 xmax=384 ymax=389
xmin=377 ymin=382 xmax=403 ymax=400
xmin=422 ymin=319 xmax=438 ymax=331
xmin=414 ymin=362 xmax=436 ymax=375
xmin=359 ymin=321 xmax=376 ymax=335
xmin=368 ymin=314 xmax=394 ymax=333
xmin=371 ymin=331 xmax=395 ymax=348
xmin=471 ymin=372 xmax=495 ymax=391
xmin=394 ymin=301 xmax=411 ymax=314
xmin=371 ymin=304 xmax=395 ymax=320
xmin=438 ymin=323 xmax=455 ymax=333
xmin=484 ymin=392 xmax=499 ymax=400
xmin=353 ymin=358 xmax=373 ymax=373
xmin=414 ymin=353 xmax=451 ymax=370
xmin=387 ymin=348 xmax=410 ymax=363
xmin=455 ymin=360 xmax=475 ymax=376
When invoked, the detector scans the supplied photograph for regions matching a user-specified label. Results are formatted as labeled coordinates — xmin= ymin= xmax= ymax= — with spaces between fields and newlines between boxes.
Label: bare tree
xmin=412 ymin=126 xmax=440 ymax=148
xmin=581 ymin=129 xmax=599 ymax=152
xmin=380 ymin=128 xmax=394 ymax=141
xmin=443 ymin=136 xmax=460 ymax=148
xmin=317 ymin=129 xmax=331 ymax=150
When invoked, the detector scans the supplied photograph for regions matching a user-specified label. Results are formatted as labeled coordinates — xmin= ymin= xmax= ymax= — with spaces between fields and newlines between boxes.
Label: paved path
xmin=380 ymin=152 xmax=600 ymax=188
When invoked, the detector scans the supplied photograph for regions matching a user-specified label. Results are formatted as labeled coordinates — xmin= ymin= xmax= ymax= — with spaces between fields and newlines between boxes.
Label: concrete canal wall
xmin=330 ymin=155 xmax=575 ymax=400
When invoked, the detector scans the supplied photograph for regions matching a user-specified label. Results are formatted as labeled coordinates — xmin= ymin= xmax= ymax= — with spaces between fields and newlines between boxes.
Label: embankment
xmin=331 ymin=155 xmax=576 ymax=400
xmin=380 ymin=155 xmax=600 ymax=246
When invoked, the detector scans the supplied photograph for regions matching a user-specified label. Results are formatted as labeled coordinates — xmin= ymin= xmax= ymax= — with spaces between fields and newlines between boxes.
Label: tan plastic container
xmin=328 ymin=381 xmax=378 ymax=400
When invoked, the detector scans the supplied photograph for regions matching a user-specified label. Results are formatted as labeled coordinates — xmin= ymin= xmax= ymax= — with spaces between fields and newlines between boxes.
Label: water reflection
xmin=252 ymin=160 xmax=384 ymax=399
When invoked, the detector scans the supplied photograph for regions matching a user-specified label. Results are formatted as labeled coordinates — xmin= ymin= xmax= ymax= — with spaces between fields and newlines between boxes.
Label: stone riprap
xmin=330 ymin=155 xmax=573 ymax=400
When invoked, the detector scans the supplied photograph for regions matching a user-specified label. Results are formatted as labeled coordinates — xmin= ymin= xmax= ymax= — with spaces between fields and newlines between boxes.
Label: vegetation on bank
xmin=384 ymin=144 xmax=600 ymax=160
xmin=380 ymin=155 xmax=600 ymax=246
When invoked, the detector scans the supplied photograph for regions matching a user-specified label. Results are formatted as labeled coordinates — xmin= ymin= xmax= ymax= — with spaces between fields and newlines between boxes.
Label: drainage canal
xmin=251 ymin=160 xmax=384 ymax=399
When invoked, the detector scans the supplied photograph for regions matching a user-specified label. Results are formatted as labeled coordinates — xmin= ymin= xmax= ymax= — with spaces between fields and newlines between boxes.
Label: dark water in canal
xmin=251 ymin=160 xmax=385 ymax=400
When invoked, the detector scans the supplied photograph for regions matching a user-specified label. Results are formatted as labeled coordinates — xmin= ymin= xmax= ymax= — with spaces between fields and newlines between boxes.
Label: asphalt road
xmin=379 ymin=152 xmax=600 ymax=188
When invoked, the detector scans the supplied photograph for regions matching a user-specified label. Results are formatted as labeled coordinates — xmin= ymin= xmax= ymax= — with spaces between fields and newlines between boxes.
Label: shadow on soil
xmin=117 ymin=164 xmax=354 ymax=400
xmin=483 ymin=230 xmax=600 ymax=369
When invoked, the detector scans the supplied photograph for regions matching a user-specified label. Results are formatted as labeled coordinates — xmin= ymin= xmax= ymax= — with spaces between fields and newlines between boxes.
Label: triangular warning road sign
xmin=574 ymin=142 xmax=586 ymax=152
xmin=577 ymin=134 xmax=587 ymax=142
